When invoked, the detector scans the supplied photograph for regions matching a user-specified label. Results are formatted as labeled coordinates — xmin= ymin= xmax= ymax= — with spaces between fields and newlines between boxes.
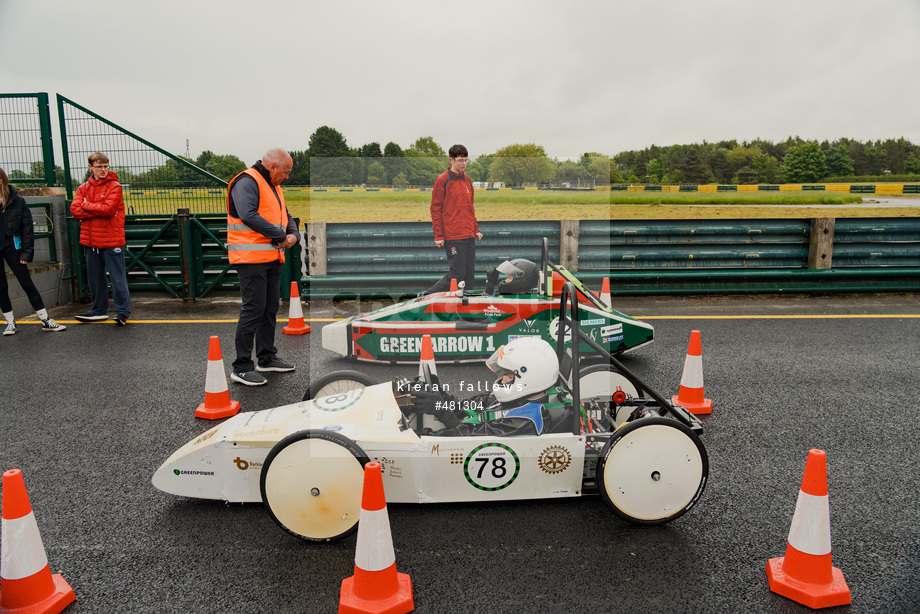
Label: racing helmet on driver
xmin=485 ymin=337 xmax=560 ymax=404
xmin=487 ymin=258 xmax=539 ymax=295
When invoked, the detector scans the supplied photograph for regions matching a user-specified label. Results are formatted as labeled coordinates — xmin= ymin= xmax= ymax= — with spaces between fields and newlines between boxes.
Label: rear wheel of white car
xmin=303 ymin=370 xmax=376 ymax=401
xmin=261 ymin=430 xmax=369 ymax=542
xmin=597 ymin=417 xmax=707 ymax=525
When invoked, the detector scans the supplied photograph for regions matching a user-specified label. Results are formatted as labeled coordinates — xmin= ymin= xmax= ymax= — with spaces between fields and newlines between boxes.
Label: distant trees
xmin=489 ymin=143 xmax=556 ymax=185
xmin=783 ymin=142 xmax=827 ymax=183
xmin=824 ymin=145 xmax=854 ymax=177
xmin=404 ymin=136 xmax=447 ymax=186
xmin=16 ymin=129 xmax=917 ymax=191
xmin=613 ymin=137 xmax=920 ymax=184
xmin=308 ymin=126 xmax=353 ymax=185
xmin=194 ymin=151 xmax=246 ymax=181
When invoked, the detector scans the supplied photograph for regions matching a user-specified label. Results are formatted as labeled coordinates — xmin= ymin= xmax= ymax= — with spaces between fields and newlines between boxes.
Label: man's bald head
xmin=263 ymin=148 xmax=293 ymax=186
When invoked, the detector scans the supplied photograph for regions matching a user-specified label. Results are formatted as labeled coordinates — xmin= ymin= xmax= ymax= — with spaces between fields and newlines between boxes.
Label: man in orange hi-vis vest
xmin=227 ymin=148 xmax=300 ymax=386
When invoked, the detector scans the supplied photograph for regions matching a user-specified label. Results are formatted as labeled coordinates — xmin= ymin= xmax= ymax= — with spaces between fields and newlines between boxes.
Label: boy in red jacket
xmin=70 ymin=152 xmax=131 ymax=325
xmin=422 ymin=144 xmax=482 ymax=296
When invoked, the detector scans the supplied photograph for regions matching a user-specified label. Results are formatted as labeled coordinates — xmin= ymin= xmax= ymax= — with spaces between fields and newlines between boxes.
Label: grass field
xmin=289 ymin=189 xmax=898 ymax=223
xmin=123 ymin=188 xmax=917 ymax=221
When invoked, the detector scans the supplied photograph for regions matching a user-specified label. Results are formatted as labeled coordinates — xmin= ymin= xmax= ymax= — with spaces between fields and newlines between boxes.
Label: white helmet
xmin=486 ymin=337 xmax=560 ymax=404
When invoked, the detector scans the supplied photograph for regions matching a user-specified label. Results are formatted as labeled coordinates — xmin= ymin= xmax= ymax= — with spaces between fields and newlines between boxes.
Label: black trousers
xmin=0 ymin=249 xmax=44 ymax=313
xmin=425 ymin=237 xmax=476 ymax=294
xmin=232 ymin=261 xmax=282 ymax=372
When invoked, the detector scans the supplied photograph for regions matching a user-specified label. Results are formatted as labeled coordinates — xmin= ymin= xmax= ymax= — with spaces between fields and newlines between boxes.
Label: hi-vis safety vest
xmin=226 ymin=168 xmax=288 ymax=264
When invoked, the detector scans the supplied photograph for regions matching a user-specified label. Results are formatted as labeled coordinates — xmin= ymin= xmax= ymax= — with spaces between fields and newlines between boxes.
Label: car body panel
xmin=323 ymin=292 xmax=654 ymax=364
xmin=153 ymin=382 xmax=587 ymax=505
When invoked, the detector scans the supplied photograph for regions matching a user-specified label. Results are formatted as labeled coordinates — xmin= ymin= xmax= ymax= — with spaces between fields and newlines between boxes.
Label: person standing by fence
xmin=1 ymin=167 xmax=66 ymax=334
xmin=227 ymin=148 xmax=300 ymax=386
xmin=70 ymin=152 xmax=132 ymax=326
xmin=422 ymin=144 xmax=482 ymax=296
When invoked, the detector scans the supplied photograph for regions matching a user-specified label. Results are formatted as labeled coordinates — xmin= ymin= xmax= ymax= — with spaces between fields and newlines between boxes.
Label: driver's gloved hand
xmin=408 ymin=389 xmax=441 ymax=412
xmin=433 ymin=404 xmax=460 ymax=429
xmin=408 ymin=389 xmax=461 ymax=429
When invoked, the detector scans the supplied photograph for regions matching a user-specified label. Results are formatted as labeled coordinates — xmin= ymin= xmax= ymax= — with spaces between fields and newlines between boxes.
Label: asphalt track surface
xmin=2 ymin=294 xmax=919 ymax=614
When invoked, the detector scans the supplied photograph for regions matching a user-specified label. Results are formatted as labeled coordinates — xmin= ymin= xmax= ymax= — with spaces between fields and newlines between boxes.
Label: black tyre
xmin=303 ymin=370 xmax=376 ymax=401
xmin=260 ymin=430 xmax=370 ymax=542
xmin=597 ymin=417 xmax=707 ymax=525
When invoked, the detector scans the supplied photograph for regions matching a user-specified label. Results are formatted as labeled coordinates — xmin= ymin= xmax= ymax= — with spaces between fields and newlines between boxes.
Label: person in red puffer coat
xmin=70 ymin=152 xmax=131 ymax=325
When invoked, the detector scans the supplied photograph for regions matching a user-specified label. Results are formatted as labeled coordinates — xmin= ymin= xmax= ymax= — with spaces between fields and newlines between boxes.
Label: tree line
xmin=287 ymin=127 xmax=609 ymax=188
xmin=10 ymin=131 xmax=920 ymax=188
xmin=614 ymin=137 xmax=920 ymax=185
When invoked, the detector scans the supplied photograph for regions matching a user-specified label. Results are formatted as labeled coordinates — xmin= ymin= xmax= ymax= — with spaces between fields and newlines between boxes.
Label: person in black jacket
xmin=0 ymin=167 xmax=66 ymax=335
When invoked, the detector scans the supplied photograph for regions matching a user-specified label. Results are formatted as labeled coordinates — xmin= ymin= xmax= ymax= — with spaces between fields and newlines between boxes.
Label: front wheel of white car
xmin=261 ymin=430 xmax=369 ymax=541
xmin=597 ymin=417 xmax=707 ymax=525
xmin=303 ymin=370 xmax=376 ymax=401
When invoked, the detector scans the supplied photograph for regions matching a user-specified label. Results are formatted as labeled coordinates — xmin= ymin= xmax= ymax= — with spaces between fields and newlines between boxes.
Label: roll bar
xmin=555 ymin=281 xmax=695 ymax=433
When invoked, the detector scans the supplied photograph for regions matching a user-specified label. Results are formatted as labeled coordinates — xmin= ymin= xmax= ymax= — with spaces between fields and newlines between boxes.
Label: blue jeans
xmin=84 ymin=246 xmax=131 ymax=317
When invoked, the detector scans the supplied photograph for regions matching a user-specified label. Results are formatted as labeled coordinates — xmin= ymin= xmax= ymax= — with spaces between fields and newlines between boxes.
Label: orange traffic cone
xmin=283 ymin=281 xmax=311 ymax=335
xmin=766 ymin=449 xmax=851 ymax=609
xmin=0 ymin=469 xmax=75 ymax=614
xmin=339 ymin=463 xmax=413 ymax=614
xmin=418 ymin=334 xmax=438 ymax=379
xmin=195 ymin=336 xmax=241 ymax=420
xmin=671 ymin=330 xmax=712 ymax=415
xmin=599 ymin=277 xmax=612 ymax=309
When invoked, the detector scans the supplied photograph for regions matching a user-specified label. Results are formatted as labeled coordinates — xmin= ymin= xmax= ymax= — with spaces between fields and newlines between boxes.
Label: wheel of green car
xmin=303 ymin=370 xmax=376 ymax=401
xmin=261 ymin=430 xmax=370 ymax=542
xmin=597 ymin=417 xmax=707 ymax=525
xmin=578 ymin=363 xmax=644 ymax=425
xmin=579 ymin=363 xmax=640 ymax=399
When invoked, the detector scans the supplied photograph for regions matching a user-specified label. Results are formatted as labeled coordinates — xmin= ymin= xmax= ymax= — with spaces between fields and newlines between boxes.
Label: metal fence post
xmin=177 ymin=208 xmax=196 ymax=301
xmin=307 ymin=221 xmax=327 ymax=276
xmin=808 ymin=217 xmax=835 ymax=269
xmin=36 ymin=93 xmax=56 ymax=187
xmin=560 ymin=220 xmax=580 ymax=270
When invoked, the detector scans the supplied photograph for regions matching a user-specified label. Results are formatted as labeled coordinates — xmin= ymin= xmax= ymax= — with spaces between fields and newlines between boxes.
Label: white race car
xmin=153 ymin=283 xmax=708 ymax=542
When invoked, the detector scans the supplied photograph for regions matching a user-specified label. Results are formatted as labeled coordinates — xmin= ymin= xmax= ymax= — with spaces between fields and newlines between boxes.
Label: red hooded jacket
xmin=70 ymin=171 xmax=126 ymax=249
xmin=430 ymin=167 xmax=478 ymax=241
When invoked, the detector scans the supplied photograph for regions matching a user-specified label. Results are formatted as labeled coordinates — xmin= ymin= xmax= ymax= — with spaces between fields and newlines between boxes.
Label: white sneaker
xmin=42 ymin=319 xmax=67 ymax=332
xmin=3 ymin=321 xmax=15 ymax=336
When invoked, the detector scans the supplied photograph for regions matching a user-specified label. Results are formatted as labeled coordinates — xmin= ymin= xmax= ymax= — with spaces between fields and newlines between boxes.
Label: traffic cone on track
xmin=195 ymin=335 xmax=241 ymax=420
xmin=599 ymin=277 xmax=612 ymax=308
xmin=766 ymin=449 xmax=851 ymax=609
xmin=283 ymin=281 xmax=311 ymax=335
xmin=418 ymin=334 xmax=438 ymax=379
xmin=671 ymin=330 xmax=712 ymax=415
xmin=449 ymin=278 xmax=458 ymax=293
xmin=0 ymin=469 xmax=75 ymax=614
xmin=339 ymin=462 xmax=413 ymax=614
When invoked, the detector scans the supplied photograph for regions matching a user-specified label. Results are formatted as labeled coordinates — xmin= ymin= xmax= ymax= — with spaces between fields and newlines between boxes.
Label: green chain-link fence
xmin=0 ymin=93 xmax=56 ymax=186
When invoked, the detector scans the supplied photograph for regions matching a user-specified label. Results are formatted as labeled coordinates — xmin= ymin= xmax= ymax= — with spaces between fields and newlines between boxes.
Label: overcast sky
xmin=2 ymin=0 xmax=919 ymax=165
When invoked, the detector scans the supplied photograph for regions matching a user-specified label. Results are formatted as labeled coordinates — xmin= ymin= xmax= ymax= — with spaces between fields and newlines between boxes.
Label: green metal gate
xmin=68 ymin=210 xmax=301 ymax=301
xmin=56 ymin=94 xmax=228 ymax=214
xmin=0 ymin=93 xmax=56 ymax=186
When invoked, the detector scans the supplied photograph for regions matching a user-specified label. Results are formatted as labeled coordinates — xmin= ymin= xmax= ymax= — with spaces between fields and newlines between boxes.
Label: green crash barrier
xmin=67 ymin=215 xmax=920 ymax=299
